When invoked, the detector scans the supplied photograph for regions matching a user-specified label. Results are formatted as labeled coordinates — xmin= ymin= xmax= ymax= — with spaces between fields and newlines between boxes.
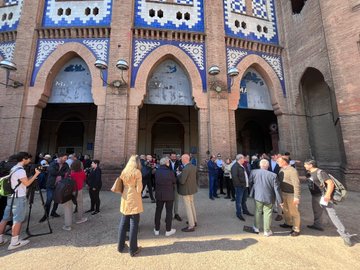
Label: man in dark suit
xmin=231 ymin=154 xmax=253 ymax=221
xmin=169 ymin=152 xmax=182 ymax=221
xmin=177 ymin=154 xmax=198 ymax=232
xmin=207 ymin=155 xmax=218 ymax=200
xmin=250 ymin=159 xmax=283 ymax=236
xmin=154 ymin=157 xmax=177 ymax=236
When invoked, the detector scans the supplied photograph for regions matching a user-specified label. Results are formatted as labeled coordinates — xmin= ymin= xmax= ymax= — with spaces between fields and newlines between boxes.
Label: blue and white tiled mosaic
xmin=134 ymin=0 xmax=204 ymax=32
xmin=252 ymin=0 xmax=268 ymax=19
xmin=42 ymin=0 xmax=112 ymax=27
xmin=4 ymin=0 xmax=19 ymax=5
xmin=0 ymin=41 xmax=15 ymax=61
xmin=31 ymin=38 xmax=110 ymax=86
xmin=231 ymin=0 xmax=246 ymax=14
xmin=0 ymin=0 xmax=23 ymax=32
xmin=226 ymin=47 xmax=286 ymax=96
xmin=224 ymin=0 xmax=279 ymax=44
xmin=131 ymin=38 xmax=207 ymax=91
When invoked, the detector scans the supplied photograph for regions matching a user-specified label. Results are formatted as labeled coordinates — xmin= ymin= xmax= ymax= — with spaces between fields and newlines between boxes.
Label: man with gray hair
xmin=154 ymin=156 xmax=177 ymax=236
xmin=231 ymin=154 xmax=252 ymax=221
xmin=249 ymin=159 xmax=283 ymax=236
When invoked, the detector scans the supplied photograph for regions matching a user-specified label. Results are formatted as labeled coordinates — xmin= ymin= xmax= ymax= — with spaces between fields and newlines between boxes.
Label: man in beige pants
xmin=277 ymin=156 xmax=301 ymax=236
xmin=177 ymin=154 xmax=198 ymax=232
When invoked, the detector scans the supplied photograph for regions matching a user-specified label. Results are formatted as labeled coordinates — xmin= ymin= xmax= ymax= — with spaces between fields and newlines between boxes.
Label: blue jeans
xmin=45 ymin=188 xmax=58 ymax=215
xmin=208 ymin=174 xmax=218 ymax=198
xmin=235 ymin=186 xmax=249 ymax=217
xmin=118 ymin=214 xmax=140 ymax=254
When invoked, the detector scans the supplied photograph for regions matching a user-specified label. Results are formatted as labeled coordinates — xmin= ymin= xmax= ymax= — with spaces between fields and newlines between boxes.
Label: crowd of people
xmin=0 ymin=150 xmax=355 ymax=256
xmin=0 ymin=152 xmax=102 ymax=250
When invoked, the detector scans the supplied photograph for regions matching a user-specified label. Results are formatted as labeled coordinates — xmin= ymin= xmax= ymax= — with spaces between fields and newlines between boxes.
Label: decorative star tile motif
xmin=227 ymin=48 xmax=248 ymax=69
xmin=223 ymin=0 xmax=279 ymax=44
xmin=135 ymin=0 xmax=204 ymax=32
xmin=133 ymin=40 xmax=161 ymax=68
xmin=42 ymin=0 xmax=112 ymax=27
xmin=0 ymin=0 xmax=23 ymax=32
xmin=31 ymin=38 xmax=110 ymax=86
xmin=131 ymin=39 xmax=207 ymax=91
xmin=0 ymin=41 xmax=16 ymax=61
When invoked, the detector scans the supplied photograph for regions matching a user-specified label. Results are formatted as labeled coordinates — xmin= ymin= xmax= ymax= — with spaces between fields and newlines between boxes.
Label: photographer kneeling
xmin=0 ymin=152 xmax=40 ymax=250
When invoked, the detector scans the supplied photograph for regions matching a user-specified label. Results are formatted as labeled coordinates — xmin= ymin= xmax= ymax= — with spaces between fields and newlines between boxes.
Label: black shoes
xmin=39 ymin=215 xmax=47 ymax=223
xmin=174 ymin=214 xmax=182 ymax=221
xmin=214 ymin=195 xmax=220 ymax=198
xmin=91 ymin=211 xmax=100 ymax=215
xmin=224 ymin=196 xmax=231 ymax=199
xmin=244 ymin=212 xmax=254 ymax=217
xmin=237 ymin=215 xmax=245 ymax=221
xmin=307 ymin=225 xmax=324 ymax=231
xmin=50 ymin=212 xmax=60 ymax=218
xmin=142 ymin=195 xmax=149 ymax=199
xmin=279 ymin=223 xmax=292 ymax=228
xmin=186 ymin=221 xmax=198 ymax=227
xmin=85 ymin=209 xmax=94 ymax=213
xmin=275 ymin=214 xmax=283 ymax=221
xmin=220 ymin=192 xmax=226 ymax=195
xmin=181 ymin=227 xmax=195 ymax=232
xmin=290 ymin=231 xmax=300 ymax=237
xmin=209 ymin=197 xmax=215 ymax=200
xmin=130 ymin=246 xmax=142 ymax=257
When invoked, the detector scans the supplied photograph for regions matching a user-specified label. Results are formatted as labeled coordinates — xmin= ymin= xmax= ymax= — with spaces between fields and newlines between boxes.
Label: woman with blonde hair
xmin=118 ymin=155 xmax=143 ymax=257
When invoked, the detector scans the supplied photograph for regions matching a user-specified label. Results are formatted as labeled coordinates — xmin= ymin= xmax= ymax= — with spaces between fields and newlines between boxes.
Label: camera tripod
xmin=24 ymin=179 xmax=52 ymax=239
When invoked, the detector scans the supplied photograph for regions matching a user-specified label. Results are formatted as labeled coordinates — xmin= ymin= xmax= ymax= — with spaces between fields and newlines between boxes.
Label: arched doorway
xmin=151 ymin=117 xmax=185 ymax=156
xmin=236 ymin=68 xmax=278 ymax=155
xmin=36 ymin=57 xmax=97 ymax=156
xmin=301 ymin=68 xmax=344 ymax=167
xmin=137 ymin=59 xmax=199 ymax=158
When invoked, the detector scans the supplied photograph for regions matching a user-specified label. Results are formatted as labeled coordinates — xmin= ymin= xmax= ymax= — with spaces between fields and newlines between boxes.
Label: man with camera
xmin=0 ymin=152 xmax=40 ymax=250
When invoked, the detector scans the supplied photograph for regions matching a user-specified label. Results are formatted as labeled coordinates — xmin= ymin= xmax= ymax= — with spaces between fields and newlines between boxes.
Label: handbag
xmin=111 ymin=176 xmax=124 ymax=194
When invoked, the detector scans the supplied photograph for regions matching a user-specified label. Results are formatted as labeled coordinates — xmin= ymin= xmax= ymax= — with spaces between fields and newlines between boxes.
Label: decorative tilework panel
xmin=4 ymin=0 xmax=18 ymax=5
xmin=252 ymin=0 xmax=268 ymax=19
xmin=0 ymin=41 xmax=15 ymax=61
xmin=226 ymin=47 xmax=285 ymax=96
xmin=231 ymin=0 xmax=246 ymax=14
xmin=31 ymin=38 xmax=110 ymax=86
xmin=131 ymin=38 xmax=207 ymax=91
xmin=135 ymin=0 xmax=204 ymax=32
xmin=223 ymin=0 xmax=279 ymax=44
xmin=42 ymin=0 xmax=112 ymax=27
xmin=0 ymin=0 xmax=23 ymax=32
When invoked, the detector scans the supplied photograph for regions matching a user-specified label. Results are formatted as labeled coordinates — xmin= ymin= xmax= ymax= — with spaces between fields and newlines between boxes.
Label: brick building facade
xmin=0 ymin=0 xmax=359 ymax=189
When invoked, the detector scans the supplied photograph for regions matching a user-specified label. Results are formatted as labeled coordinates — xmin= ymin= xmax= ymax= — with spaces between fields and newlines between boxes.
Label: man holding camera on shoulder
xmin=0 ymin=152 xmax=40 ymax=250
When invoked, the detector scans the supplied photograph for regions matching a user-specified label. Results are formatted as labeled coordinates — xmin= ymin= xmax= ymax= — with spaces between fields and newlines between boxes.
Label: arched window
xmin=291 ymin=0 xmax=307 ymax=14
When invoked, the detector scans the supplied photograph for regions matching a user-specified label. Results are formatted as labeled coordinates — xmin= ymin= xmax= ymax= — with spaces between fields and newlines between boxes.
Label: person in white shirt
xmin=0 ymin=152 xmax=40 ymax=250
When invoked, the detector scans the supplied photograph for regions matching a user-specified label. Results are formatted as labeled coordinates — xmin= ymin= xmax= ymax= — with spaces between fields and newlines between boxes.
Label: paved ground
xmin=1 ymin=184 xmax=359 ymax=270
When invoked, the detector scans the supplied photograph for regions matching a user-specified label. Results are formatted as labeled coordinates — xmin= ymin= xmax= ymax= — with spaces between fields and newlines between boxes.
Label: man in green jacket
xmin=177 ymin=154 xmax=198 ymax=232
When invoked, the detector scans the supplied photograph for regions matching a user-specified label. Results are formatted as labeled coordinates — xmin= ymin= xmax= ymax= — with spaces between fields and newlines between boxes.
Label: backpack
xmin=0 ymin=167 xmax=23 ymax=197
xmin=317 ymin=169 xmax=347 ymax=202
xmin=54 ymin=177 xmax=77 ymax=204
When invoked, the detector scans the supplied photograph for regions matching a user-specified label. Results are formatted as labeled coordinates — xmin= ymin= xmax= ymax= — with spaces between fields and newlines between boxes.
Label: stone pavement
xmin=0 ymin=184 xmax=359 ymax=270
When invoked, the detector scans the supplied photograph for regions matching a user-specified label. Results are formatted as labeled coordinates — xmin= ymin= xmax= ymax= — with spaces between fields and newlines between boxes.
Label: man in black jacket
xmin=86 ymin=160 xmax=102 ymax=215
xmin=39 ymin=154 xmax=70 ymax=222
xmin=141 ymin=155 xmax=155 ymax=203
xmin=154 ymin=157 xmax=177 ymax=236
xmin=231 ymin=154 xmax=252 ymax=221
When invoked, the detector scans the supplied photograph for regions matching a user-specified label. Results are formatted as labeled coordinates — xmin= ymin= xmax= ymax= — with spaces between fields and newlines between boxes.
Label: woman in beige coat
xmin=118 ymin=155 xmax=143 ymax=257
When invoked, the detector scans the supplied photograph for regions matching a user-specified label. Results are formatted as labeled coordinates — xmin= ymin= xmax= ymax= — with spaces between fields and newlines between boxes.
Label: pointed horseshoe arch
xmin=130 ymin=45 xmax=206 ymax=109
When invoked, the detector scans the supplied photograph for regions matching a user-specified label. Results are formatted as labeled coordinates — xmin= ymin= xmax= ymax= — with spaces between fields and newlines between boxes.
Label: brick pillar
xmin=229 ymin=109 xmax=237 ymax=159
xmin=93 ymin=105 xmax=105 ymax=161
xmin=124 ymin=105 xmax=139 ymax=160
xmin=205 ymin=0 xmax=231 ymax=159
xmin=99 ymin=0 xmax=133 ymax=168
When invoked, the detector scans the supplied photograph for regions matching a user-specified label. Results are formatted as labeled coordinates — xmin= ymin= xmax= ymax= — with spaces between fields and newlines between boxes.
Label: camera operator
xmin=0 ymin=152 xmax=40 ymax=250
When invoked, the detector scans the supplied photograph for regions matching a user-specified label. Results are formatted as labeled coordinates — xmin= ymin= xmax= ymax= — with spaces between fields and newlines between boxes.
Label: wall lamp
xmin=94 ymin=59 xmax=129 ymax=88
xmin=0 ymin=60 xmax=24 ymax=88
xmin=207 ymin=65 xmax=239 ymax=93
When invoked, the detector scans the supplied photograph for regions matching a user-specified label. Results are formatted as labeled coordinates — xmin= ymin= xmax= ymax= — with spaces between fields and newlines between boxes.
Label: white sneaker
xmin=252 ymin=226 xmax=260 ymax=234
xmin=165 ymin=229 xmax=176 ymax=237
xmin=264 ymin=230 xmax=273 ymax=237
xmin=62 ymin=225 xmax=72 ymax=231
xmin=8 ymin=239 xmax=30 ymax=251
xmin=154 ymin=229 xmax=159 ymax=236
xmin=76 ymin=217 xmax=88 ymax=224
